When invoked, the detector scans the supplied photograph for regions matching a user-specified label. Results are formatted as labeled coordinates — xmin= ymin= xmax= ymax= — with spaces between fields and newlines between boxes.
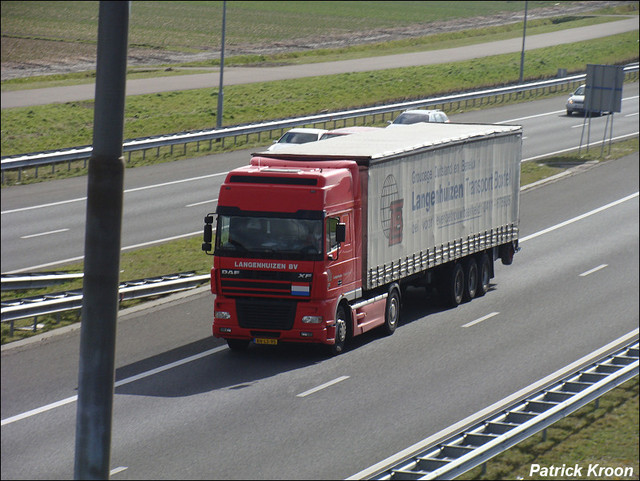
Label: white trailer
xmin=257 ymin=122 xmax=522 ymax=307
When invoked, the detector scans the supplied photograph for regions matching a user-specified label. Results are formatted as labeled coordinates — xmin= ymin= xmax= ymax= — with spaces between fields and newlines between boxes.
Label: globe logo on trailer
xmin=380 ymin=174 xmax=404 ymax=246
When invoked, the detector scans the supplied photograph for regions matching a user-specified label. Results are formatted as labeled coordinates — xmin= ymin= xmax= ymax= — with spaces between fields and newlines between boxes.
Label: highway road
xmin=2 ymin=82 xmax=639 ymax=273
xmin=2 ymin=143 xmax=638 ymax=479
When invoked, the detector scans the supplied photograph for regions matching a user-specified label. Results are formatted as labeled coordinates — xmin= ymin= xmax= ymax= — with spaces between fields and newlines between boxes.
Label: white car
xmin=267 ymin=128 xmax=328 ymax=151
xmin=319 ymin=126 xmax=382 ymax=140
xmin=566 ymin=84 xmax=587 ymax=116
xmin=387 ymin=109 xmax=450 ymax=128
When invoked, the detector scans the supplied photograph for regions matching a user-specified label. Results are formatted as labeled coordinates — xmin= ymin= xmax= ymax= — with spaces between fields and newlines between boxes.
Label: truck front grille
xmin=236 ymin=298 xmax=297 ymax=330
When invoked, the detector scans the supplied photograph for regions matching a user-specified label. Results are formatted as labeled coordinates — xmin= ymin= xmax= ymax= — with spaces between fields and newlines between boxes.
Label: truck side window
xmin=326 ymin=217 xmax=340 ymax=253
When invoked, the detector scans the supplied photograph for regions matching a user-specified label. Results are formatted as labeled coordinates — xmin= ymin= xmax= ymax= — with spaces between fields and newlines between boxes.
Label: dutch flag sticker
xmin=291 ymin=283 xmax=310 ymax=296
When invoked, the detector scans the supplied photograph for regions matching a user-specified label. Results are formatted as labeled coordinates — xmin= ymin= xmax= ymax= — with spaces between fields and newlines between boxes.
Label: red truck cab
xmin=203 ymin=158 xmax=377 ymax=354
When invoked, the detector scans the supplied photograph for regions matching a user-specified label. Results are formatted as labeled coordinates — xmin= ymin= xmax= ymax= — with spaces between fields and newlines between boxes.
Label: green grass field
xmin=2 ymin=1 xmax=629 ymax=65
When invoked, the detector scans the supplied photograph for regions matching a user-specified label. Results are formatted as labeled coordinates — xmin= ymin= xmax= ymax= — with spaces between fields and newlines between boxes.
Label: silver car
xmin=267 ymin=127 xmax=328 ymax=151
xmin=387 ymin=109 xmax=450 ymax=128
xmin=566 ymin=84 xmax=586 ymax=116
xmin=566 ymin=84 xmax=604 ymax=116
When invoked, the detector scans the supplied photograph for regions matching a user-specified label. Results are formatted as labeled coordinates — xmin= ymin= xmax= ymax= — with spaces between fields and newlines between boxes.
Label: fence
xmin=2 ymin=63 xmax=638 ymax=183
xmin=1 ymin=272 xmax=210 ymax=336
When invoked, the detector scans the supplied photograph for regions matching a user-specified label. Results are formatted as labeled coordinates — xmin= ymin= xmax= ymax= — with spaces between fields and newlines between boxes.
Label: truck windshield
xmin=215 ymin=215 xmax=324 ymax=260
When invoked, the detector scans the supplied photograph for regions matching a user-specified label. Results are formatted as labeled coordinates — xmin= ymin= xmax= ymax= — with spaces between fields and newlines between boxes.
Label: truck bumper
xmin=213 ymin=297 xmax=337 ymax=345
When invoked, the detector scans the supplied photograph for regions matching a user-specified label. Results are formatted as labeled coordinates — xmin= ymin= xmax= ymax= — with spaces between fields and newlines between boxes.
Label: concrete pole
xmin=519 ymin=0 xmax=528 ymax=84
xmin=216 ymin=0 xmax=227 ymax=129
xmin=74 ymin=2 xmax=129 ymax=479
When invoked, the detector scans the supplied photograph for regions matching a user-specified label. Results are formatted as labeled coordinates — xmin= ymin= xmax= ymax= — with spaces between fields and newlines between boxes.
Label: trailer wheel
xmin=382 ymin=287 xmax=401 ymax=336
xmin=463 ymin=258 xmax=478 ymax=302
xmin=442 ymin=262 xmax=464 ymax=307
xmin=500 ymin=242 xmax=515 ymax=265
xmin=227 ymin=339 xmax=250 ymax=351
xmin=476 ymin=253 xmax=491 ymax=297
xmin=331 ymin=304 xmax=349 ymax=355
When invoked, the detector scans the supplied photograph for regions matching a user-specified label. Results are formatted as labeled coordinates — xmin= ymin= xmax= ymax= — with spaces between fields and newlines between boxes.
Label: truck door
xmin=326 ymin=213 xmax=356 ymax=294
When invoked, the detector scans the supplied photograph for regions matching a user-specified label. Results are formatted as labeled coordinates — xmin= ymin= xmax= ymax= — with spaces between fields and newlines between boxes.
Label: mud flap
xmin=499 ymin=241 xmax=517 ymax=265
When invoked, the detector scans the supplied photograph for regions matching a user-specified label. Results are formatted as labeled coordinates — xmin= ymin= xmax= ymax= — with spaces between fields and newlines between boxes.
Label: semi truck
xmin=202 ymin=123 xmax=522 ymax=354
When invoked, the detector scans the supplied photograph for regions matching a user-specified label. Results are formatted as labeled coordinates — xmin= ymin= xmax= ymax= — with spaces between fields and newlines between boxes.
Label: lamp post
xmin=519 ymin=0 xmax=528 ymax=84
xmin=216 ymin=0 xmax=226 ymax=129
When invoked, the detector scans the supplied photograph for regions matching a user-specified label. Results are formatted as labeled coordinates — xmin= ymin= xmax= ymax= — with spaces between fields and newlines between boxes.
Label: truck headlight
xmin=215 ymin=311 xmax=231 ymax=319
xmin=302 ymin=315 xmax=323 ymax=324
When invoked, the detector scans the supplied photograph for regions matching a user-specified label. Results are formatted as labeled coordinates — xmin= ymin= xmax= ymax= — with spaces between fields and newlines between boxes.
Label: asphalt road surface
xmin=2 ymin=150 xmax=638 ymax=479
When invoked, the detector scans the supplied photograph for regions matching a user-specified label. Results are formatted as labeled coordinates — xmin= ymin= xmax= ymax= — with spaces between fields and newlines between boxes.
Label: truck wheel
xmin=476 ymin=253 xmax=491 ymax=297
xmin=382 ymin=288 xmax=401 ymax=336
xmin=227 ymin=339 xmax=250 ymax=351
xmin=442 ymin=262 xmax=464 ymax=307
xmin=331 ymin=305 xmax=349 ymax=355
xmin=463 ymin=258 xmax=478 ymax=302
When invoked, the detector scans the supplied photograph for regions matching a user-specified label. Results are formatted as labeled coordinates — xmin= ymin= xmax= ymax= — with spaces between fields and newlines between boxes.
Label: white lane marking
xmin=110 ymin=467 xmax=128 ymax=476
xmin=625 ymin=112 xmax=639 ymax=117
xmin=497 ymin=94 xmax=639 ymax=124
xmin=462 ymin=312 xmax=499 ymax=328
xmin=579 ymin=264 xmax=608 ymax=277
xmin=120 ymin=231 xmax=202 ymax=251
xmin=2 ymin=197 xmax=87 ymax=215
xmin=1 ymin=172 xmax=228 ymax=214
xmin=186 ymin=198 xmax=218 ymax=208
xmin=522 ymin=132 xmax=639 ymax=163
xmin=20 ymin=228 xmax=69 ymax=239
xmin=519 ymin=192 xmax=639 ymax=244
xmin=296 ymin=376 xmax=350 ymax=398
xmin=0 ymin=345 xmax=228 ymax=427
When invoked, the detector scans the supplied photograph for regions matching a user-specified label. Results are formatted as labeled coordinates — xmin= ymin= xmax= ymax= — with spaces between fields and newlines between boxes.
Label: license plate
xmin=254 ymin=338 xmax=278 ymax=345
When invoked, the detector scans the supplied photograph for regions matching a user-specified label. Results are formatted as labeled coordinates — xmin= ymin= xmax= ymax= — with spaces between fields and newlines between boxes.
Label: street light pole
xmin=519 ymin=0 xmax=528 ymax=84
xmin=74 ymin=1 xmax=129 ymax=478
xmin=216 ymin=0 xmax=226 ymax=129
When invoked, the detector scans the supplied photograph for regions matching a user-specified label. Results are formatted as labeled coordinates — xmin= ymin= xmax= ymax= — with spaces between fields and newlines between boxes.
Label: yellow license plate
xmin=254 ymin=338 xmax=278 ymax=345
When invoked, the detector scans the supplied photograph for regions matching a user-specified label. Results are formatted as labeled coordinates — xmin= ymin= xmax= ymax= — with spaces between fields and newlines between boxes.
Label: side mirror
xmin=336 ymin=223 xmax=346 ymax=244
xmin=202 ymin=215 xmax=214 ymax=254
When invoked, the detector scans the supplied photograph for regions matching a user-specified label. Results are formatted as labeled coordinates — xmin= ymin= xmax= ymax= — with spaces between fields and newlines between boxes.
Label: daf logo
xmin=221 ymin=269 xmax=240 ymax=276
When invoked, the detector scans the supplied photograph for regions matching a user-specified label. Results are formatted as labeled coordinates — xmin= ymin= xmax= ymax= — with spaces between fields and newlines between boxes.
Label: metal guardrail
xmin=353 ymin=334 xmax=639 ymax=480
xmin=2 ymin=63 xmax=638 ymax=182
xmin=1 ymin=272 xmax=210 ymax=334
xmin=1 ymin=271 xmax=84 ymax=291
